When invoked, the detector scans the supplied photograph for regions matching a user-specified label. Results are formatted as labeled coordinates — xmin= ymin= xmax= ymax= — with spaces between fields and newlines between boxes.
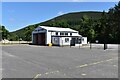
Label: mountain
xmin=10 ymin=11 xmax=103 ymax=41
xmin=41 ymin=11 xmax=103 ymax=25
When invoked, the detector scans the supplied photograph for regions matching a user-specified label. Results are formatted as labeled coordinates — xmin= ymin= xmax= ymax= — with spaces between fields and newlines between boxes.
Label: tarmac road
xmin=1 ymin=44 xmax=118 ymax=78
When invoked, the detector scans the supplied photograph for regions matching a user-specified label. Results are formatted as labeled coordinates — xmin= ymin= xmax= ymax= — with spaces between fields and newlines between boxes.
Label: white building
xmin=32 ymin=26 xmax=87 ymax=46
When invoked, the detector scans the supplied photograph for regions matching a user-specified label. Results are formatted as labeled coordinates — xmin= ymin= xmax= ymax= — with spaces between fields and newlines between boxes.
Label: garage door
xmin=33 ymin=33 xmax=45 ymax=45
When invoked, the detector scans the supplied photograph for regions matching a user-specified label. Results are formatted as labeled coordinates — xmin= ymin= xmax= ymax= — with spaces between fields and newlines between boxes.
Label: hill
xmin=41 ymin=11 xmax=103 ymax=25
xmin=10 ymin=11 xmax=103 ymax=41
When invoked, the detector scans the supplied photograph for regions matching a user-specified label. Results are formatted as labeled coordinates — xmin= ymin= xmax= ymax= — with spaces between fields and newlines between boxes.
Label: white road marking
xmin=76 ymin=64 xmax=88 ymax=68
xmin=76 ymin=57 xmax=117 ymax=69
xmin=113 ymin=65 xmax=117 ymax=67
xmin=0 ymin=68 xmax=4 ymax=71
xmin=45 ymin=72 xmax=49 ymax=75
xmin=33 ymin=70 xmax=60 ymax=79
xmin=33 ymin=74 xmax=41 ymax=80
xmin=81 ymin=73 xmax=86 ymax=76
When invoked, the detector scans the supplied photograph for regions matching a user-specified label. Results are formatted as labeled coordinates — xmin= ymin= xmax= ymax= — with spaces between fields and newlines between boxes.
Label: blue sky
xmin=2 ymin=2 xmax=117 ymax=32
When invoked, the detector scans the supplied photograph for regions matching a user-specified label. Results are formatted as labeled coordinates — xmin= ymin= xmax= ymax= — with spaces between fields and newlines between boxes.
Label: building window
xmin=70 ymin=33 xmax=72 ymax=36
xmin=65 ymin=33 xmax=68 ymax=36
xmin=56 ymin=32 xmax=58 ymax=35
xmin=82 ymin=38 xmax=84 ymax=41
xmin=60 ymin=32 xmax=64 ymax=35
xmin=54 ymin=38 xmax=58 ymax=43
xmin=65 ymin=38 xmax=69 ymax=42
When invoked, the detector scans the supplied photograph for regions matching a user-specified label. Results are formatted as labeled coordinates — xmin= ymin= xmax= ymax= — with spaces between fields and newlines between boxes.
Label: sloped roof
xmin=38 ymin=26 xmax=78 ymax=32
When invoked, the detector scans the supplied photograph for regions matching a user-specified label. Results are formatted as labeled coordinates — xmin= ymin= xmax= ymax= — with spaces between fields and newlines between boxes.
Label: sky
xmin=1 ymin=2 xmax=118 ymax=32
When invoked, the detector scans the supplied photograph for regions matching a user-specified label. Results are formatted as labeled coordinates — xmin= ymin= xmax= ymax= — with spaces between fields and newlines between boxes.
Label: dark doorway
xmin=33 ymin=34 xmax=38 ymax=44
xmin=38 ymin=33 xmax=45 ymax=45
xmin=70 ymin=38 xmax=76 ymax=46
xmin=33 ymin=33 xmax=45 ymax=45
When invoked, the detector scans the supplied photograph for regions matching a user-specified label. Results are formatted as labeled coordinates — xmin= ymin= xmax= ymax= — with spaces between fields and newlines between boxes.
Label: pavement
xmin=1 ymin=44 xmax=118 ymax=78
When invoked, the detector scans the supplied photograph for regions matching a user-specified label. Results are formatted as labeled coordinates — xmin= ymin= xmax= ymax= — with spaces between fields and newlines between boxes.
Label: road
xmin=1 ymin=44 xmax=118 ymax=78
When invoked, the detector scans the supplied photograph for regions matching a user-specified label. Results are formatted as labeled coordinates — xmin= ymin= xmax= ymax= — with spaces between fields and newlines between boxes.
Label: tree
xmin=1 ymin=26 xmax=10 ymax=40
xmin=24 ymin=26 xmax=34 ymax=41
xmin=80 ymin=15 xmax=96 ymax=42
xmin=108 ymin=1 xmax=120 ymax=43
xmin=99 ymin=11 xmax=109 ymax=49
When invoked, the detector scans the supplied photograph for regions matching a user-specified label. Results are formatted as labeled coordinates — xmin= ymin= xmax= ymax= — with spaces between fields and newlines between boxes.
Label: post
xmin=90 ymin=41 xmax=92 ymax=49
xmin=70 ymin=40 xmax=71 ymax=48
xmin=79 ymin=37 xmax=81 ymax=49
xmin=62 ymin=40 xmax=63 ymax=47
xmin=104 ymin=32 xmax=107 ymax=50
xmin=104 ymin=43 xmax=107 ymax=50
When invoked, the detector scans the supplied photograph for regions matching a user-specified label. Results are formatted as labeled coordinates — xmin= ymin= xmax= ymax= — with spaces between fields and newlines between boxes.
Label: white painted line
xmin=113 ymin=65 xmax=117 ymax=67
xmin=81 ymin=73 xmax=86 ymax=76
xmin=56 ymin=70 xmax=59 ymax=73
xmin=45 ymin=72 xmax=49 ymax=75
xmin=0 ymin=68 xmax=3 ymax=71
xmin=76 ymin=58 xmax=117 ymax=69
xmin=33 ymin=74 xmax=42 ymax=80
xmin=78 ymin=64 xmax=88 ymax=68
xmin=106 ymin=59 xmax=113 ymax=61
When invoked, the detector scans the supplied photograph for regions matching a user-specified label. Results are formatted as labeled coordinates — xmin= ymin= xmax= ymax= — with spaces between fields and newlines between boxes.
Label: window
xmin=75 ymin=38 xmax=81 ymax=44
xmin=65 ymin=33 xmax=68 ymax=36
xmin=54 ymin=38 xmax=58 ymax=43
xmin=65 ymin=38 xmax=69 ymax=42
xmin=70 ymin=33 xmax=72 ymax=36
xmin=56 ymin=32 xmax=58 ymax=35
xmin=82 ymin=38 xmax=84 ymax=41
xmin=60 ymin=32 xmax=64 ymax=35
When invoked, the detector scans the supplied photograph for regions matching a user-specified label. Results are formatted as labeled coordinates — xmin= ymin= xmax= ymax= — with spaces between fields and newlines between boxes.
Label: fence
xmin=0 ymin=40 xmax=32 ymax=44
xmin=87 ymin=43 xmax=118 ymax=50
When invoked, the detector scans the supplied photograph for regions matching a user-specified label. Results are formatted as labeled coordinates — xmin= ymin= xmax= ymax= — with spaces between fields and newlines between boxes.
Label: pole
xmin=104 ymin=32 xmax=107 ymax=50
xmin=90 ymin=41 xmax=92 ymax=49
xmin=70 ymin=40 xmax=71 ymax=48
xmin=62 ymin=40 xmax=63 ymax=47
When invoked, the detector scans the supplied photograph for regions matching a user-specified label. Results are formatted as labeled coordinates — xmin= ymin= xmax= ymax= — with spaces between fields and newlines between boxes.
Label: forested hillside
xmin=10 ymin=11 xmax=104 ymax=42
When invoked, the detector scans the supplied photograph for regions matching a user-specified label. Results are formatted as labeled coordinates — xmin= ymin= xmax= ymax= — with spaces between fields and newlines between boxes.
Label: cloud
xmin=57 ymin=11 xmax=64 ymax=15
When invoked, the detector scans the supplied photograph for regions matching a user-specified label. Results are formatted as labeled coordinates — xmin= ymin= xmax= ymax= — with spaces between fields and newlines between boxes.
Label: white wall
xmin=82 ymin=37 xmax=87 ymax=44
xmin=75 ymin=44 xmax=82 ymax=46
xmin=51 ymin=32 xmax=56 ymax=35
xmin=60 ymin=37 xmax=71 ymax=46
xmin=46 ymin=31 xmax=52 ymax=44
xmin=72 ymin=32 xmax=79 ymax=36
